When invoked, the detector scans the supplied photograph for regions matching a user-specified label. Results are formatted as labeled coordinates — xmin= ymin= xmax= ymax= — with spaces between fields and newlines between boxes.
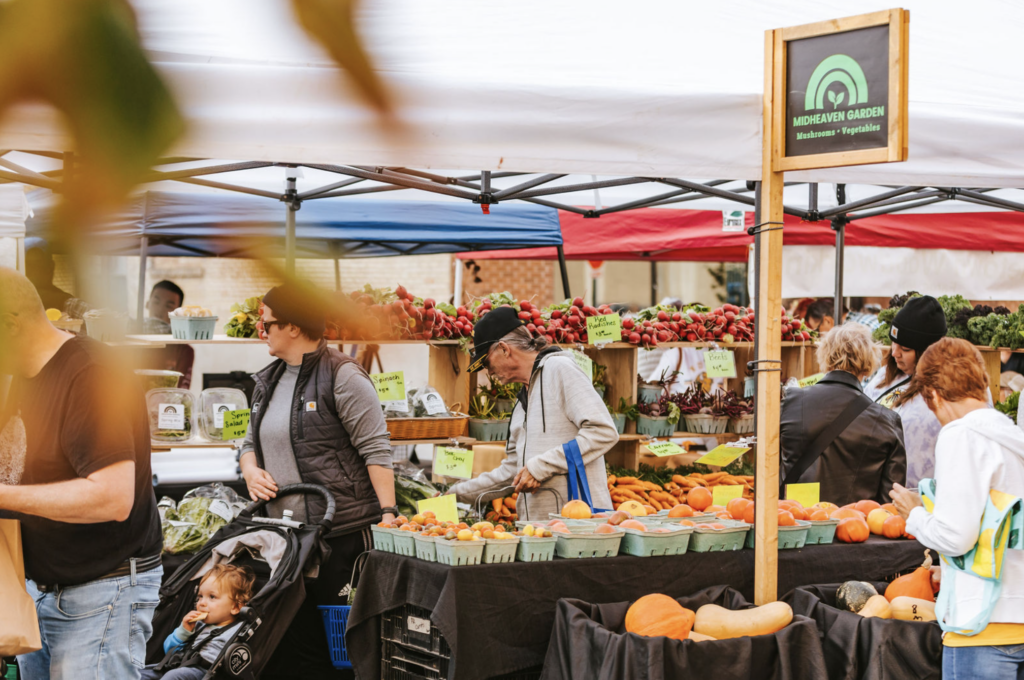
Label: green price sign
xmin=371 ymin=371 xmax=406 ymax=401
xmin=433 ymin=447 xmax=474 ymax=480
xmin=786 ymin=483 xmax=821 ymax=509
xmin=703 ymin=350 xmax=737 ymax=378
xmin=222 ymin=409 xmax=251 ymax=441
xmin=712 ymin=484 xmax=744 ymax=507
xmin=417 ymin=494 xmax=459 ymax=524
xmin=586 ymin=314 xmax=622 ymax=343
xmin=647 ymin=441 xmax=684 ymax=457
xmin=695 ymin=445 xmax=750 ymax=468
xmin=570 ymin=349 xmax=593 ymax=380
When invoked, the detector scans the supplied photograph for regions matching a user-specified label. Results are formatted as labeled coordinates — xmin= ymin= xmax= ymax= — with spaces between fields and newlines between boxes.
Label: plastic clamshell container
xmin=804 ymin=518 xmax=840 ymax=545
xmin=198 ymin=388 xmax=249 ymax=441
xmin=435 ymin=539 xmax=485 ymax=566
xmin=392 ymin=530 xmax=417 ymax=557
xmin=482 ymin=536 xmax=520 ymax=564
xmin=688 ymin=522 xmax=750 ymax=553
xmin=170 ymin=315 xmax=219 ymax=340
xmin=413 ymin=533 xmax=437 ymax=562
xmin=516 ymin=535 xmax=557 ymax=562
xmin=554 ymin=527 xmax=624 ymax=559
xmin=619 ymin=525 xmax=693 ymax=557
xmin=146 ymin=388 xmax=196 ymax=443
xmin=371 ymin=525 xmax=395 ymax=552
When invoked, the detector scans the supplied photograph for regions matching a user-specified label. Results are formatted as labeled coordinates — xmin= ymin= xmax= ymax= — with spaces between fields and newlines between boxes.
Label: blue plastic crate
xmin=319 ymin=605 xmax=352 ymax=669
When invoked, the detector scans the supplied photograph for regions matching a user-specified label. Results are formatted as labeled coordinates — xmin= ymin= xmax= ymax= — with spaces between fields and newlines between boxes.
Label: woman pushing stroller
xmin=143 ymin=565 xmax=255 ymax=679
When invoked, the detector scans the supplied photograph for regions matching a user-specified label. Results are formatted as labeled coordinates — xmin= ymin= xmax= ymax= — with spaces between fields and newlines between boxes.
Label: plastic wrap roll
xmin=153 ymin=448 xmax=238 ymax=463
xmin=152 ymin=452 xmax=238 ymax=468
xmin=152 ymin=467 xmax=241 ymax=486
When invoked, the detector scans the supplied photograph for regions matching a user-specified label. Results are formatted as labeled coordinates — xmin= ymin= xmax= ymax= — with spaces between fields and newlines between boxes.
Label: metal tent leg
xmin=137 ymin=236 xmax=149 ymax=327
xmin=556 ymin=245 xmax=571 ymax=299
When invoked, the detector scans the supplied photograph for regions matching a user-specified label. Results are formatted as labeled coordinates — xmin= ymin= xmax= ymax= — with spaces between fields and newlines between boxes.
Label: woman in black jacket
xmin=781 ymin=323 xmax=906 ymax=506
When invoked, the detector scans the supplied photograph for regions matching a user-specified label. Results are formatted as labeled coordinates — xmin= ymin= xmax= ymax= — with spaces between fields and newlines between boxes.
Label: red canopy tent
xmin=460 ymin=207 xmax=1024 ymax=262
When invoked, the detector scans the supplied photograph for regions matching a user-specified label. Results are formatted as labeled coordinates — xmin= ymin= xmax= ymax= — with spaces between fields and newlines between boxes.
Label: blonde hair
xmin=815 ymin=323 xmax=879 ymax=378
xmin=201 ymin=564 xmax=255 ymax=607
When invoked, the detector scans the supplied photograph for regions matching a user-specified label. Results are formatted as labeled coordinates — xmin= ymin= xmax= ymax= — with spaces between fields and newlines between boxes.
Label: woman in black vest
xmin=240 ymin=282 xmax=396 ymax=679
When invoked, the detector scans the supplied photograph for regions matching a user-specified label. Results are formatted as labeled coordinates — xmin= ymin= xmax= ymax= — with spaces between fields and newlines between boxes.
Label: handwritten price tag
xmin=695 ymin=445 xmax=750 ymax=467
xmin=712 ymin=484 xmax=744 ymax=507
xmin=647 ymin=441 xmax=684 ymax=457
xmin=433 ymin=447 xmax=474 ymax=479
xmin=586 ymin=314 xmax=622 ymax=343
xmin=222 ymin=409 xmax=251 ymax=441
xmin=371 ymin=371 xmax=406 ymax=401
xmin=786 ymin=483 xmax=820 ymax=509
xmin=570 ymin=349 xmax=594 ymax=380
xmin=798 ymin=373 xmax=825 ymax=387
xmin=703 ymin=350 xmax=737 ymax=378
xmin=417 ymin=494 xmax=459 ymax=524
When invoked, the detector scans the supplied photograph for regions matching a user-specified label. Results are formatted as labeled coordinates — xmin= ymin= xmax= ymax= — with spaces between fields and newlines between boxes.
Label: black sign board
xmin=771 ymin=9 xmax=908 ymax=172
xmin=786 ymin=25 xmax=890 ymax=157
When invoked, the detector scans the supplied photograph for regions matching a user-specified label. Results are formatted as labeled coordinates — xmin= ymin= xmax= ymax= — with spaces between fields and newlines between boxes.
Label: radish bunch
xmin=324 ymin=284 xmax=474 ymax=341
xmin=523 ymin=296 xmax=615 ymax=344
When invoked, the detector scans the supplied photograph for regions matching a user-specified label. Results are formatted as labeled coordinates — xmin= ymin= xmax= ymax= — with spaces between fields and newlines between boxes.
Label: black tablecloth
xmin=540 ymin=585 xmax=828 ymax=680
xmin=347 ymin=537 xmax=928 ymax=680
xmin=783 ymin=584 xmax=943 ymax=680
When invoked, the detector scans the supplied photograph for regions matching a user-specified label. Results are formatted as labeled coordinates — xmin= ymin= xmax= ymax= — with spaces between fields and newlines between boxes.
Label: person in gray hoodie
xmin=449 ymin=307 xmax=618 ymax=520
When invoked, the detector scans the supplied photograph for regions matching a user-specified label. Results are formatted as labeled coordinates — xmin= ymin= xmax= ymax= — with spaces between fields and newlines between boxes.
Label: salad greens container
xmin=147 ymin=389 xmax=196 ymax=443
xmin=198 ymin=388 xmax=249 ymax=441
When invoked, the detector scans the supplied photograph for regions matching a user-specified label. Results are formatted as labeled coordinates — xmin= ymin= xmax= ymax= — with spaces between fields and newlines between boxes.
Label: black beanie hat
xmin=889 ymin=295 xmax=946 ymax=354
xmin=263 ymin=281 xmax=326 ymax=337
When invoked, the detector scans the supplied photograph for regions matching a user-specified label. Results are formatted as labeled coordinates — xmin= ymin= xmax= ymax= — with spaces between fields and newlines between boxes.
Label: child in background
xmin=142 ymin=564 xmax=255 ymax=679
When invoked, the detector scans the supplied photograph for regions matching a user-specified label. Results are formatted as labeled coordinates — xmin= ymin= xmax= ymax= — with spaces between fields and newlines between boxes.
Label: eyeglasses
xmin=262 ymin=320 xmax=289 ymax=331
xmin=483 ymin=342 xmax=504 ymax=372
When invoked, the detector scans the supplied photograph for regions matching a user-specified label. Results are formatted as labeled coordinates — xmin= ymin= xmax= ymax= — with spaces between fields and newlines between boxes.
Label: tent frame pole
xmin=136 ymin=236 xmax=149 ymax=326
xmin=833 ymin=184 xmax=847 ymax=325
xmin=556 ymin=246 xmax=571 ymax=298
xmin=284 ymin=174 xmax=298 ymax=277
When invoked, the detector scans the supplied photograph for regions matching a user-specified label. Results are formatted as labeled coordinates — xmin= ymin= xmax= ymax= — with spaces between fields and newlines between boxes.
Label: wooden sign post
xmin=755 ymin=9 xmax=909 ymax=605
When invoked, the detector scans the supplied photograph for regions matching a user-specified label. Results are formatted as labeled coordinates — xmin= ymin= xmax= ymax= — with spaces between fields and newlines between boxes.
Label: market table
xmin=347 ymin=537 xmax=930 ymax=680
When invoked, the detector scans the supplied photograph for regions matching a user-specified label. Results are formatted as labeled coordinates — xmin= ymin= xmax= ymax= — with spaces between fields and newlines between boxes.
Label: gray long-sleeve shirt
xmin=240 ymin=362 xmax=392 ymax=521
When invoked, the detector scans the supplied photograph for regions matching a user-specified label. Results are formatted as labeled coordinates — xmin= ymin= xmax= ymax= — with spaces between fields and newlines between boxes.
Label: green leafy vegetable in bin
xmin=161 ymin=495 xmax=231 ymax=554
xmin=224 ymin=296 xmax=263 ymax=338
xmin=394 ymin=469 xmax=441 ymax=519
xmin=996 ymin=392 xmax=1020 ymax=424
xmin=151 ymin=403 xmax=193 ymax=440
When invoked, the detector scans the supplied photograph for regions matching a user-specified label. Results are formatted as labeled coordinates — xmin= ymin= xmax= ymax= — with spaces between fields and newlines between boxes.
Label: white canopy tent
xmin=0 ymin=185 xmax=31 ymax=272
xmin=0 ymin=0 xmax=1022 ymax=188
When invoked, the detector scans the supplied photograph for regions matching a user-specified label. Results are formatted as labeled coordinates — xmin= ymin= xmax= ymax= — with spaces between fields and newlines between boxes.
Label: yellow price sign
xmin=647 ymin=442 xmax=684 ymax=457
xmin=570 ymin=349 xmax=593 ymax=379
xmin=695 ymin=445 xmax=750 ymax=467
xmin=712 ymin=484 xmax=744 ymax=507
xmin=222 ymin=409 xmax=251 ymax=441
xmin=371 ymin=371 xmax=406 ymax=401
xmin=433 ymin=447 xmax=474 ymax=480
xmin=586 ymin=314 xmax=622 ymax=343
xmin=417 ymin=494 xmax=459 ymax=524
xmin=703 ymin=350 xmax=737 ymax=378
xmin=786 ymin=483 xmax=820 ymax=509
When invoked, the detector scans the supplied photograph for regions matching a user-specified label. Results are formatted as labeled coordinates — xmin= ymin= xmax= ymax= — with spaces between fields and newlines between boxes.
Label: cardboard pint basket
xmin=0 ymin=520 xmax=42 ymax=655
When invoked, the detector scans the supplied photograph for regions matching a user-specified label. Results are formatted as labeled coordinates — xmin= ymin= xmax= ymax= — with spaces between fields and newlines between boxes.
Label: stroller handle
xmin=240 ymin=483 xmax=336 ymax=529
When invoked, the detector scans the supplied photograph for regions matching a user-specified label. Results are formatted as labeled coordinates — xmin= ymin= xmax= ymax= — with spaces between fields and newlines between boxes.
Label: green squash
xmin=836 ymin=581 xmax=879 ymax=613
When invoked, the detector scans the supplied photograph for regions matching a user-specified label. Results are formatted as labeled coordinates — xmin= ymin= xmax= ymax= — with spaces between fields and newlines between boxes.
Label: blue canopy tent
xmin=26 ymin=190 xmax=566 ymax=320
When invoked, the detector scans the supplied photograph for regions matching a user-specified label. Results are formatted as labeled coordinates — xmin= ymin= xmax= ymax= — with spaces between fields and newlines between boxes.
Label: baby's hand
xmin=182 ymin=610 xmax=208 ymax=633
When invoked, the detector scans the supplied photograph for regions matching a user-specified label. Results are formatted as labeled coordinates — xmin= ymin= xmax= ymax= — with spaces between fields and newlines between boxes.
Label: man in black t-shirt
xmin=0 ymin=267 xmax=163 ymax=680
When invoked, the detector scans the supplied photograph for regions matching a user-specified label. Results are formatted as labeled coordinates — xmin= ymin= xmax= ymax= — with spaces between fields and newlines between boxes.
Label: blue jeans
xmin=140 ymin=666 xmax=207 ymax=680
xmin=18 ymin=566 xmax=164 ymax=680
xmin=944 ymin=644 xmax=1024 ymax=680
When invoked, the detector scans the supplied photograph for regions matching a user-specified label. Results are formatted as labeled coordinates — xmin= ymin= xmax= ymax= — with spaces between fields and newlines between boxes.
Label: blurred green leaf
xmin=0 ymin=0 xmax=184 ymax=219
xmin=291 ymin=0 xmax=392 ymax=115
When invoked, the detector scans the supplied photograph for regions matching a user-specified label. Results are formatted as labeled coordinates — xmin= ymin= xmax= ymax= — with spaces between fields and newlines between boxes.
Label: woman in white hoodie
xmin=890 ymin=338 xmax=1024 ymax=679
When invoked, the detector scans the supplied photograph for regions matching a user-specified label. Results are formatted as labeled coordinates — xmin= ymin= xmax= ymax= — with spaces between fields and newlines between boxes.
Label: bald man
xmin=0 ymin=267 xmax=162 ymax=680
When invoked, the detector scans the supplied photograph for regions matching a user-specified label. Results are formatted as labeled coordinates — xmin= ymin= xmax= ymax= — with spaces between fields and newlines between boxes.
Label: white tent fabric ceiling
xmin=0 ymin=0 xmax=1022 ymax=187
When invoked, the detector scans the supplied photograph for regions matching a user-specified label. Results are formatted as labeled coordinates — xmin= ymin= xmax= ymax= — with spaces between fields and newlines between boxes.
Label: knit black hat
xmin=263 ymin=281 xmax=326 ymax=337
xmin=889 ymin=295 xmax=946 ymax=354
xmin=469 ymin=306 xmax=525 ymax=373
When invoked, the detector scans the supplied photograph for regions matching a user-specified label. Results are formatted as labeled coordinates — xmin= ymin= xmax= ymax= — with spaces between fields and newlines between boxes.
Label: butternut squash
xmin=857 ymin=595 xmax=892 ymax=619
xmin=693 ymin=602 xmax=793 ymax=640
xmin=890 ymin=597 xmax=936 ymax=622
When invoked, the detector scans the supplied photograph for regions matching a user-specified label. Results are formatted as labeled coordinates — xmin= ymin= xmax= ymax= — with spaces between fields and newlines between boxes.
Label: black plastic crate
xmin=382 ymin=640 xmax=450 ymax=680
xmin=381 ymin=604 xmax=451 ymax=658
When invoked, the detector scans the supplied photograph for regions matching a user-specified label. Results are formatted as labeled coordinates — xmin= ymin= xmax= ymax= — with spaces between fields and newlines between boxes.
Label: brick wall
xmin=461 ymin=257 xmax=555 ymax=307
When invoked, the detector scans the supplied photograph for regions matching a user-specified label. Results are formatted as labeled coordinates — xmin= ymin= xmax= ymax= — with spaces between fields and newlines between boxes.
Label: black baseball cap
xmin=469 ymin=306 xmax=524 ymax=372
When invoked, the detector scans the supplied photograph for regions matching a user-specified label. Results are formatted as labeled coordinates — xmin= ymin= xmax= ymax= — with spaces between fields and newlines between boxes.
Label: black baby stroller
xmin=147 ymin=484 xmax=336 ymax=680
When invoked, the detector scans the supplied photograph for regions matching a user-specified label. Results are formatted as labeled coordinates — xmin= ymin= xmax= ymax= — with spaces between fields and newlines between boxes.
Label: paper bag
xmin=0 ymin=520 xmax=42 ymax=655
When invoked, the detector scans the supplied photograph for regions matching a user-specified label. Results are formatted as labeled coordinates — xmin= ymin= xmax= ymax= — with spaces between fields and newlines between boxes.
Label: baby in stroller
xmin=142 ymin=565 xmax=256 ymax=680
